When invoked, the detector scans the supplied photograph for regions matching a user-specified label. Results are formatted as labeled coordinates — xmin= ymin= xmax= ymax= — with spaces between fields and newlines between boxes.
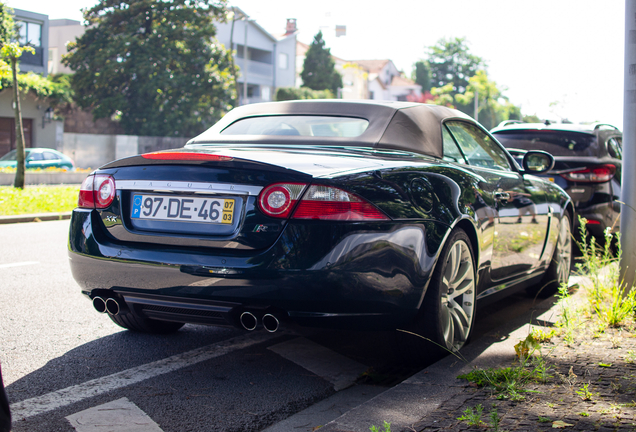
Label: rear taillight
xmin=257 ymin=182 xmax=389 ymax=221
xmin=141 ymin=151 xmax=233 ymax=162
xmin=292 ymin=185 xmax=389 ymax=221
xmin=258 ymin=183 xmax=307 ymax=218
xmin=560 ymin=164 xmax=616 ymax=183
xmin=78 ymin=174 xmax=116 ymax=209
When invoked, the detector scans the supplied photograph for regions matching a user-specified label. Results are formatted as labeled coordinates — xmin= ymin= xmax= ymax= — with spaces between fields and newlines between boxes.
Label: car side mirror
xmin=522 ymin=151 xmax=554 ymax=174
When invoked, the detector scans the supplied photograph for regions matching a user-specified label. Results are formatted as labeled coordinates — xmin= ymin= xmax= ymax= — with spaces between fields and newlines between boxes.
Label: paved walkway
xmin=320 ymin=276 xmax=636 ymax=432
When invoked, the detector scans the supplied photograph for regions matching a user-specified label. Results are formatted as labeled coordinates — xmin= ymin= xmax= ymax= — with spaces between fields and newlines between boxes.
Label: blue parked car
xmin=0 ymin=148 xmax=75 ymax=170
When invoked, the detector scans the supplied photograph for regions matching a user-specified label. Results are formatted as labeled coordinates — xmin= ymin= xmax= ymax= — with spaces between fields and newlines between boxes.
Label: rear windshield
xmin=220 ymin=115 xmax=369 ymax=138
xmin=494 ymin=130 xmax=599 ymax=157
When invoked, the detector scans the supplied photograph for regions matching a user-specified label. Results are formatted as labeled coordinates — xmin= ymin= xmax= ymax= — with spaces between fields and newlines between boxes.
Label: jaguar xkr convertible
xmin=68 ymin=100 xmax=572 ymax=355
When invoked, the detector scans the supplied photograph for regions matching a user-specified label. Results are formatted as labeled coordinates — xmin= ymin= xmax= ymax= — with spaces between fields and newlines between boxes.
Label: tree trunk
xmin=11 ymin=57 xmax=26 ymax=189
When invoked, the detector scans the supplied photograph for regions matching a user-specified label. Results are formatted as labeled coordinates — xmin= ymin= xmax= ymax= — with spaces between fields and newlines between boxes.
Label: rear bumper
xmin=69 ymin=209 xmax=446 ymax=330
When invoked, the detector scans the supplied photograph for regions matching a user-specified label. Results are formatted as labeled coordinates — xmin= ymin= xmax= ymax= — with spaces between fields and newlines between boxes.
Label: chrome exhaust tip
xmin=240 ymin=311 xmax=258 ymax=331
xmin=92 ymin=296 xmax=107 ymax=314
xmin=262 ymin=314 xmax=279 ymax=333
xmin=105 ymin=298 xmax=120 ymax=315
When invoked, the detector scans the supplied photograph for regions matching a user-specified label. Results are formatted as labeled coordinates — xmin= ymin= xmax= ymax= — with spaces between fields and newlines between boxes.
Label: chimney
xmin=285 ymin=18 xmax=297 ymax=35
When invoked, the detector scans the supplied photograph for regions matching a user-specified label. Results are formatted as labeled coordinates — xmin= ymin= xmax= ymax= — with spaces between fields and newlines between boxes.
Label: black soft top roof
xmin=188 ymin=100 xmax=472 ymax=158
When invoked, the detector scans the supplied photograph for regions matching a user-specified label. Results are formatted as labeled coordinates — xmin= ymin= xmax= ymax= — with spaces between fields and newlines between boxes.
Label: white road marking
xmin=66 ymin=397 xmax=164 ymax=432
xmin=268 ymin=337 xmax=367 ymax=391
xmin=10 ymin=331 xmax=284 ymax=420
xmin=0 ymin=261 xmax=39 ymax=269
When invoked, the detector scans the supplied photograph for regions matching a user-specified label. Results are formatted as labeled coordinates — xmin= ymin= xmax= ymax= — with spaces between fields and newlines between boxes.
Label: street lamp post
xmin=621 ymin=0 xmax=636 ymax=291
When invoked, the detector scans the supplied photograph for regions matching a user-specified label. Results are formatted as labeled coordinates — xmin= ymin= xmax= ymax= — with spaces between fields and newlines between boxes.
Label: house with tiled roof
xmin=295 ymin=41 xmax=368 ymax=99
xmin=354 ymin=59 xmax=421 ymax=101
xmin=216 ymin=8 xmax=298 ymax=104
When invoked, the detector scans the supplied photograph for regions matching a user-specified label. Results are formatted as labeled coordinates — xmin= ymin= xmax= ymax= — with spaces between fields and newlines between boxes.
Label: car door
xmin=445 ymin=121 xmax=549 ymax=280
xmin=42 ymin=151 xmax=63 ymax=169
xmin=25 ymin=151 xmax=44 ymax=168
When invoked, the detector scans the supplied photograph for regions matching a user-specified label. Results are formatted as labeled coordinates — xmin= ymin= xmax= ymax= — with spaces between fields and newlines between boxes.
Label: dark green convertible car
xmin=68 ymin=100 xmax=572 ymax=356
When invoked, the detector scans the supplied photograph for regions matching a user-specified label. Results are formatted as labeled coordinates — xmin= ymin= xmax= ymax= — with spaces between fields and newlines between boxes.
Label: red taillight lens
xmin=257 ymin=183 xmax=390 ymax=221
xmin=141 ymin=151 xmax=233 ymax=162
xmin=78 ymin=174 xmax=116 ymax=209
xmin=78 ymin=175 xmax=95 ymax=208
xmin=292 ymin=185 xmax=389 ymax=221
xmin=561 ymin=164 xmax=616 ymax=183
xmin=258 ymin=183 xmax=307 ymax=218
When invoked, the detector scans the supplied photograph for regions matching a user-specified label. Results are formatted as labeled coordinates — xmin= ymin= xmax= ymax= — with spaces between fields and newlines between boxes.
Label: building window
xmin=261 ymin=86 xmax=271 ymax=101
xmin=17 ymin=21 xmax=42 ymax=47
xmin=48 ymin=47 xmax=58 ymax=74
xmin=278 ymin=53 xmax=288 ymax=70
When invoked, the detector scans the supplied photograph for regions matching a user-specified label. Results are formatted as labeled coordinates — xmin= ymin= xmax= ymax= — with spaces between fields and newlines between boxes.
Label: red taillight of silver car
xmin=560 ymin=164 xmax=616 ymax=183
xmin=258 ymin=183 xmax=390 ymax=221
xmin=78 ymin=174 xmax=116 ymax=209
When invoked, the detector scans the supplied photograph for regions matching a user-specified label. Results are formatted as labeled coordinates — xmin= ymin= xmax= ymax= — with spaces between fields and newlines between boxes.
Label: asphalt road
xmin=0 ymin=220 xmax=541 ymax=432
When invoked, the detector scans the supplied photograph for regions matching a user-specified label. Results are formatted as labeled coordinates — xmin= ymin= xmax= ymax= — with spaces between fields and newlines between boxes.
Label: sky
xmin=7 ymin=0 xmax=626 ymax=129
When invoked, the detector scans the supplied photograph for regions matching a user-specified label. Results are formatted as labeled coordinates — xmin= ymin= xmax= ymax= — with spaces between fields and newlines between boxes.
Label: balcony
xmin=237 ymin=59 xmax=273 ymax=86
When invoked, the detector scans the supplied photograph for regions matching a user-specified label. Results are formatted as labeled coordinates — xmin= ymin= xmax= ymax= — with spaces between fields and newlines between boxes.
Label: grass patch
xmin=0 ymin=185 xmax=79 ymax=215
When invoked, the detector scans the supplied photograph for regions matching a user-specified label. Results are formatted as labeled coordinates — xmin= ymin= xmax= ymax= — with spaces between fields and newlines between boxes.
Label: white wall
xmin=275 ymin=36 xmax=296 ymax=88
xmin=49 ymin=20 xmax=84 ymax=74
xmin=61 ymin=133 xmax=189 ymax=169
xmin=61 ymin=133 xmax=116 ymax=169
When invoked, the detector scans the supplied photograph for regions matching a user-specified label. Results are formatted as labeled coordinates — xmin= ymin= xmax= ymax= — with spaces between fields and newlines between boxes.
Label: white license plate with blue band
xmin=132 ymin=195 xmax=235 ymax=224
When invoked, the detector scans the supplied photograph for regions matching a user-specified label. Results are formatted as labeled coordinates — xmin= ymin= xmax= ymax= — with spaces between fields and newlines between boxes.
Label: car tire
xmin=108 ymin=313 xmax=185 ymax=334
xmin=528 ymin=212 xmax=572 ymax=298
xmin=398 ymin=229 xmax=477 ymax=362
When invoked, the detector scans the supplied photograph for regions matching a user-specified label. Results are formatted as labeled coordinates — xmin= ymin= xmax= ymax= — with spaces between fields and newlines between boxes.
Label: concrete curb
xmin=0 ymin=172 xmax=88 ymax=186
xmin=318 ymin=295 xmax=561 ymax=432
xmin=0 ymin=212 xmax=72 ymax=224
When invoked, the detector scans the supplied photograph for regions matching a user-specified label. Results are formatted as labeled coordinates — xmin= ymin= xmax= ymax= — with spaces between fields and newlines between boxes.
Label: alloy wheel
xmin=440 ymin=239 xmax=476 ymax=351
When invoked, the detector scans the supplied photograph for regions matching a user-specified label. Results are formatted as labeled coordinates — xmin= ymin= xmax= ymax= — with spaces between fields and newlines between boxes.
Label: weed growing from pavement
xmin=458 ymin=217 xmax=636 ymax=408
xmin=574 ymin=218 xmax=636 ymax=329
xmin=538 ymin=416 xmax=551 ymax=423
xmin=369 ymin=420 xmax=391 ymax=432
xmin=489 ymin=407 xmax=507 ymax=432
xmin=576 ymin=383 xmax=594 ymax=401
xmin=457 ymin=404 xmax=484 ymax=426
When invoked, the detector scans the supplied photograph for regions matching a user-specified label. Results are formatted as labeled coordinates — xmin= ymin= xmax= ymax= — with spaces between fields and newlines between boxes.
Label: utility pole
xmin=243 ymin=21 xmax=249 ymax=105
xmin=474 ymin=88 xmax=479 ymax=122
xmin=621 ymin=0 xmax=636 ymax=290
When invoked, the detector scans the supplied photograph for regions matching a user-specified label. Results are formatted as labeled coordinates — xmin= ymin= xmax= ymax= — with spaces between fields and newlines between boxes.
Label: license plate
xmin=132 ymin=194 xmax=234 ymax=224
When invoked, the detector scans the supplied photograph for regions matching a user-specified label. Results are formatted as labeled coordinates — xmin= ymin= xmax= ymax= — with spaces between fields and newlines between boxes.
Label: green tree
xmin=301 ymin=31 xmax=342 ymax=95
xmin=0 ymin=2 xmax=34 ymax=189
xmin=412 ymin=60 xmax=431 ymax=92
xmin=64 ymin=0 xmax=236 ymax=137
xmin=428 ymin=37 xmax=484 ymax=101
xmin=455 ymin=70 xmax=521 ymax=129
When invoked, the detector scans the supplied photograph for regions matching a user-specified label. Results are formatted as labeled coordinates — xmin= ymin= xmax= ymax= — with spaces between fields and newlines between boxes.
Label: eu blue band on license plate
xmin=132 ymin=194 xmax=234 ymax=224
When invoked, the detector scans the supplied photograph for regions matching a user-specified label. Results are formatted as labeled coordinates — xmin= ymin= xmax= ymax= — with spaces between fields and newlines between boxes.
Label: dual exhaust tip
xmin=240 ymin=311 xmax=280 ymax=333
xmin=92 ymin=296 xmax=125 ymax=316
xmin=94 ymin=296 xmax=280 ymax=332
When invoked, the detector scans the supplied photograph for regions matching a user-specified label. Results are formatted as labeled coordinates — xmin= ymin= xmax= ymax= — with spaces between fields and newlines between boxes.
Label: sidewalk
xmin=318 ymin=277 xmax=636 ymax=432
xmin=0 ymin=212 xmax=71 ymax=224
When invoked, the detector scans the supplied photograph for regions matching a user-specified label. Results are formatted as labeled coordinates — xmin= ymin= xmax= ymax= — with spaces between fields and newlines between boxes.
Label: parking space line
xmin=0 ymin=261 xmax=39 ymax=269
xmin=66 ymin=397 xmax=164 ymax=432
xmin=268 ymin=337 xmax=368 ymax=391
xmin=11 ymin=331 xmax=284 ymax=420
